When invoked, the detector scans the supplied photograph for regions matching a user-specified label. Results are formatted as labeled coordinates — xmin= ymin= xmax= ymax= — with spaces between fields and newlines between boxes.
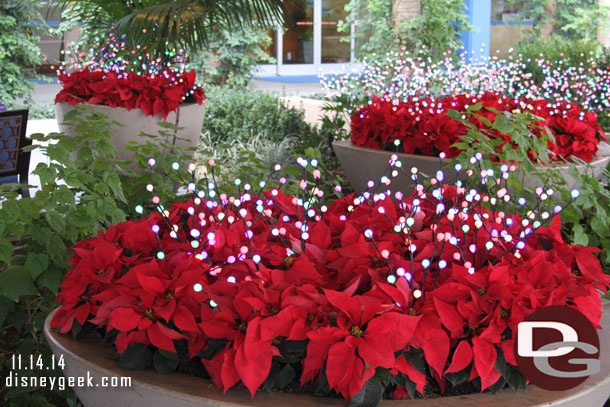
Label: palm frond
xmin=113 ymin=0 xmax=285 ymax=53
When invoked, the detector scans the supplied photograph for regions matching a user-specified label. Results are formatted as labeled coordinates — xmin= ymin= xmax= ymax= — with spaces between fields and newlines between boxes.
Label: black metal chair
xmin=0 ymin=109 xmax=31 ymax=198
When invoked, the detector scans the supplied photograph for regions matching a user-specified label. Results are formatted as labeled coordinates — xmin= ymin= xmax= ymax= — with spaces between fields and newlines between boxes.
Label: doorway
xmin=258 ymin=0 xmax=352 ymax=76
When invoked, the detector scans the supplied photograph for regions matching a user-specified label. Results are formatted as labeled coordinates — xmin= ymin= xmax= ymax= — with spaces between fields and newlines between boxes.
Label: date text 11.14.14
xmin=11 ymin=354 xmax=65 ymax=371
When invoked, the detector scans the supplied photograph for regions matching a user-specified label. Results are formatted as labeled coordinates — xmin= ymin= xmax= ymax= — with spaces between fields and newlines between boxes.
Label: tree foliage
xmin=338 ymin=0 xmax=471 ymax=61
xmin=0 ymin=0 xmax=44 ymax=103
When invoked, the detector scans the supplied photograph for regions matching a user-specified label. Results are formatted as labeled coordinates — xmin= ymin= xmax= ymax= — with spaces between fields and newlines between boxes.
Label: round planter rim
xmin=333 ymin=139 xmax=610 ymax=169
xmin=44 ymin=303 xmax=610 ymax=406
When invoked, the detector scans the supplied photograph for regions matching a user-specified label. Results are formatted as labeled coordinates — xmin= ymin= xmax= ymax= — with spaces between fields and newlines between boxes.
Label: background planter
xmin=333 ymin=140 xmax=610 ymax=195
xmin=55 ymin=102 xmax=205 ymax=162
xmin=44 ymin=302 xmax=610 ymax=407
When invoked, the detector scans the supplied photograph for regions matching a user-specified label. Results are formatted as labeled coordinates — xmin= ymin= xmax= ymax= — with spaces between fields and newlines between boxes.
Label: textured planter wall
xmin=55 ymin=102 xmax=205 ymax=162
xmin=333 ymin=140 xmax=610 ymax=195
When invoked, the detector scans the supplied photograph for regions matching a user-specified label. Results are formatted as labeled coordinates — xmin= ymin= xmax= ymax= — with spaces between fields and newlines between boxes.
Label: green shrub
xmin=0 ymin=0 xmax=44 ymax=103
xmin=0 ymin=107 xmax=196 ymax=406
xmin=6 ymin=101 xmax=55 ymax=119
xmin=202 ymin=87 xmax=317 ymax=146
xmin=450 ymin=106 xmax=610 ymax=274
xmin=516 ymin=36 xmax=603 ymax=85
xmin=187 ymin=25 xmax=275 ymax=89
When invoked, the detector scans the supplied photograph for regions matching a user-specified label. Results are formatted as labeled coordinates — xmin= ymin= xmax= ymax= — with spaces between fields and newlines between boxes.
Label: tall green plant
xmin=338 ymin=0 xmax=471 ymax=61
xmin=0 ymin=0 xmax=45 ymax=103
xmin=187 ymin=25 xmax=275 ymax=88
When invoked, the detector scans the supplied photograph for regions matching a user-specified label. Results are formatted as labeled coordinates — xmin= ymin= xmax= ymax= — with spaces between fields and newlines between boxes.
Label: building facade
xmin=258 ymin=0 xmax=610 ymax=75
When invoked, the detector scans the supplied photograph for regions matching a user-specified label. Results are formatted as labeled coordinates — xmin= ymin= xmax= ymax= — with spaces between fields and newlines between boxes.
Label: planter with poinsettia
xmin=43 ymin=301 xmax=610 ymax=407
xmin=334 ymin=94 xmax=610 ymax=194
xmin=43 ymin=159 xmax=610 ymax=407
xmin=54 ymin=68 xmax=206 ymax=162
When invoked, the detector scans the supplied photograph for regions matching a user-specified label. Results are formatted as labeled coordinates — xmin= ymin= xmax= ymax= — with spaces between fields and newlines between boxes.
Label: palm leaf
xmin=115 ymin=0 xmax=284 ymax=52
xmin=45 ymin=0 xmax=285 ymax=57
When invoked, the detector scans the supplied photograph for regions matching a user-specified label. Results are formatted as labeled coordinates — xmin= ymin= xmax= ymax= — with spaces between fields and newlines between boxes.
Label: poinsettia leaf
xmin=275 ymin=364 xmax=297 ymax=389
xmin=119 ymin=343 xmax=152 ymax=370
xmin=504 ymin=364 xmax=527 ymax=391
xmin=261 ymin=360 xmax=282 ymax=391
xmin=372 ymin=367 xmax=391 ymax=386
xmin=445 ymin=368 xmax=470 ymax=387
xmin=493 ymin=345 xmax=507 ymax=376
xmin=403 ymin=350 xmax=427 ymax=376
xmin=153 ymin=349 xmax=179 ymax=374
xmin=349 ymin=378 xmax=382 ymax=407
xmin=200 ymin=338 xmax=228 ymax=360
xmin=487 ymin=375 xmax=507 ymax=394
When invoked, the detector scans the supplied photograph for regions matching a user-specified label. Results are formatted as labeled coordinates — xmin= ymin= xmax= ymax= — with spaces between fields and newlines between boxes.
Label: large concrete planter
xmin=44 ymin=303 xmax=610 ymax=407
xmin=333 ymin=140 xmax=610 ymax=194
xmin=55 ymin=102 xmax=205 ymax=162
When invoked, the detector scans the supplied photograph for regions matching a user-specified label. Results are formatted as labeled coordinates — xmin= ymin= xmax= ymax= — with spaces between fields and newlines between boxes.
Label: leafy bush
xmin=0 ymin=107 xmax=195 ymax=406
xmin=197 ymin=88 xmax=349 ymax=199
xmin=202 ymin=87 xmax=317 ymax=146
xmin=0 ymin=0 xmax=44 ymax=103
xmin=6 ymin=101 xmax=55 ymax=119
xmin=515 ymin=36 xmax=603 ymax=85
xmin=187 ymin=25 xmax=275 ymax=88
xmin=449 ymin=106 xmax=610 ymax=274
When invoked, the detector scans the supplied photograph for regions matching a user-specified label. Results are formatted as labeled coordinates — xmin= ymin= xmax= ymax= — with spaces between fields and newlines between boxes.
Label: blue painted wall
xmin=460 ymin=0 xmax=492 ymax=60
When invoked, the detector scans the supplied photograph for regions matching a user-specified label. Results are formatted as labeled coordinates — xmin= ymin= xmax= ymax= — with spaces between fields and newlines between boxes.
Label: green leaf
xmin=349 ymin=378 xmax=383 ymax=407
xmin=445 ymin=367 xmax=471 ymax=386
xmin=119 ymin=343 xmax=153 ymax=370
xmin=35 ymin=266 xmax=64 ymax=294
xmin=504 ymin=364 xmax=527 ymax=391
xmin=45 ymin=211 xmax=66 ymax=234
xmin=153 ymin=349 xmax=179 ymax=374
xmin=590 ymin=216 xmax=610 ymax=238
xmin=0 ymin=296 xmax=16 ymax=327
xmin=0 ymin=266 xmax=38 ymax=301
xmin=31 ymin=226 xmax=52 ymax=246
xmin=372 ymin=367 xmax=391 ymax=386
xmin=0 ymin=239 xmax=14 ymax=264
xmin=572 ymin=224 xmax=589 ymax=246
xmin=104 ymin=172 xmax=127 ymax=203
xmin=53 ymin=185 xmax=75 ymax=204
xmin=275 ymin=364 xmax=296 ymax=388
xmin=200 ymin=338 xmax=228 ymax=360
xmin=33 ymin=163 xmax=57 ymax=186
xmin=66 ymin=208 xmax=95 ymax=229
xmin=94 ymin=182 xmax=110 ymax=195
xmin=1 ymin=199 xmax=21 ymax=224
xmin=26 ymin=253 xmax=49 ymax=280
xmin=46 ymin=235 xmax=67 ymax=264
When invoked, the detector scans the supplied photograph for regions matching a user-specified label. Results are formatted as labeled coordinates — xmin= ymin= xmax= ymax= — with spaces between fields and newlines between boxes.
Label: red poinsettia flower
xmin=55 ymin=68 xmax=205 ymax=119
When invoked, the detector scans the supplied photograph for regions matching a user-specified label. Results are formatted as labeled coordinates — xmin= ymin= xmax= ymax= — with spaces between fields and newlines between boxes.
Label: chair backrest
xmin=0 ymin=109 xmax=31 ymax=184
